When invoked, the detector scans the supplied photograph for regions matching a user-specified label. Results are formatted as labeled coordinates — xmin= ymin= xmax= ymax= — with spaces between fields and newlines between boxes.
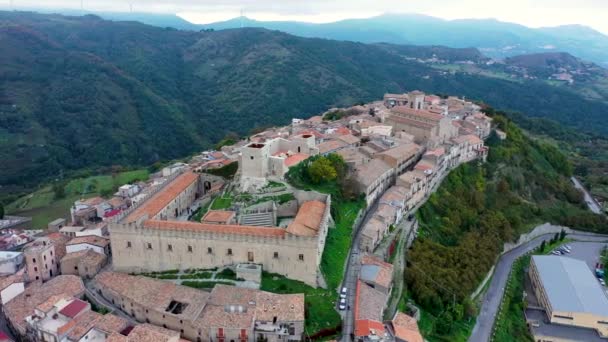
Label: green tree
xmin=307 ymin=157 xmax=337 ymax=184
xmin=554 ymin=233 xmax=559 ymax=243
xmin=559 ymin=229 xmax=567 ymax=241
xmin=0 ymin=203 xmax=4 ymax=220
xmin=52 ymin=181 xmax=66 ymax=200
xmin=540 ymin=240 xmax=546 ymax=252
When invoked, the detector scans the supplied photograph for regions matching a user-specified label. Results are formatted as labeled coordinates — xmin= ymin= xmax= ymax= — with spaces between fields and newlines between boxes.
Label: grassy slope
xmin=6 ymin=169 xmax=148 ymax=228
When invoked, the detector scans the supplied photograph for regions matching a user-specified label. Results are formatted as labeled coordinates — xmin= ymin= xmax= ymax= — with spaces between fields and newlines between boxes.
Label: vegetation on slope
xmin=3 ymin=11 xmax=608 ymax=196
xmin=404 ymin=116 xmax=607 ymax=340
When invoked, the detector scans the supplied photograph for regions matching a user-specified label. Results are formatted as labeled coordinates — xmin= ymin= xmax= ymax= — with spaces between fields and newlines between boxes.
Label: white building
xmin=0 ymin=251 xmax=23 ymax=275
xmin=0 ymin=274 xmax=24 ymax=305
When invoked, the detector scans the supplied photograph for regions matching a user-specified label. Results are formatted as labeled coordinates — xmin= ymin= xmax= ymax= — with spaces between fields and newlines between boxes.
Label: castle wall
xmin=110 ymin=223 xmax=323 ymax=287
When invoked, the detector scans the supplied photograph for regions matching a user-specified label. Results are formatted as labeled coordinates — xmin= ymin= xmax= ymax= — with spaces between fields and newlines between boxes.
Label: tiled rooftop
xmin=355 ymin=159 xmax=392 ymax=187
xmin=286 ymin=200 xmax=326 ymax=237
xmin=356 ymin=280 xmax=388 ymax=322
xmin=318 ymin=140 xmax=348 ymax=154
xmin=202 ymin=210 xmax=236 ymax=224
xmin=95 ymin=272 xmax=208 ymax=321
xmin=125 ymin=171 xmax=199 ymax=222
xmin=391 ymin=106 xmax=444 ymax=121
xmin=255 ymin=292 xmax=305 ymax=322
xmin=4 ymin=275 xmax=84 ymax=334
xmin=0 ymin=273 xmax=23 ymax=291
xmin=143 ymin=220 xmax=286 ymax=238
xmin=126 ymin=323 xmax=180 ymax=342
xmin=284 ymin=153 xmax=309 ymax=167
xmin=378 ymin=143 xmax=421 ymax=161
xmin=391 ymin=312 xmax=423 ymax=342
xmin=360 ymin=254 xmax=394 ymax=289
xmin=67 ymin=235 xmax=110 ymax=248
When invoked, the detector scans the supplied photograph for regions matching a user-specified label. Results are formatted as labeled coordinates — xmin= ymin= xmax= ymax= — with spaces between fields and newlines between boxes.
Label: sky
xmin=5 ymin=0 xmax=608 ymax=35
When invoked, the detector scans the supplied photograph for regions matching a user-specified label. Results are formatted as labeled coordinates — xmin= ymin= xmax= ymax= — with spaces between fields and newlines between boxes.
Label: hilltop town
xmin=0 ymin=90 xmax=494 ymax=342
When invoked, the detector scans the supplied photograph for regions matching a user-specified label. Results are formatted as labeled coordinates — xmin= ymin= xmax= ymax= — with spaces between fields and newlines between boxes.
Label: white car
xmin=339 ymin=298 xmax=347 ymax=310
xmin=600 ymin=279 xmax=606 ymax=286
xmin=340 ymin=287 xmax=347 ymax=299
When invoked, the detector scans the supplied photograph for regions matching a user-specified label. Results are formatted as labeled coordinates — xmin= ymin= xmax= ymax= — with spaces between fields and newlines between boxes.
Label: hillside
xmin=2 ymin=11 xmax=608 ymax=194
xmin=200 ymin=14 xmax=608 ymax=67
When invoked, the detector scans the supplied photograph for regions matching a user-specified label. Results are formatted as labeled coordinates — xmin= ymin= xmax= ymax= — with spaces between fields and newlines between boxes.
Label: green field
xmin=6 ymin=169 xmax=149 ymax=228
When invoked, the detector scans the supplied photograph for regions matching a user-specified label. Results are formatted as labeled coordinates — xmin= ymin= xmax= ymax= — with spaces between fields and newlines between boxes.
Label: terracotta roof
xmin=202 ymin=210 xmax=236 ymax=224
xmin=59 ymin=298 xmax=88 ymax=318
xmin=360 ymin=254 xmax=394 ymax=289
xmin=387 ymin=114 xmax=437 ymax=129
xmin=255 ymin=292 xmax=305 ymax=322
xmin=0 ymin=274 xmax=23 ymax=291
xmin=318 ymin=140 xmax=348 ymax=154
xmin=336 ymin=134 xmax=360 ymax=145
xmin=125 ymin=171 xmax=199 ymax=222
xmin=361 ymin=217 xmax=387 ymax=240
xmin=66 ymin=310 xmax=105 ymax=340
xmin=143 ymin=220 xmax=286 ymax=238
xmin=106 ymin=332 xmax=128 ymax=342
xmin=95 ymin=272 xmax=208 ymax=321
xmin=334 ymin=127 xmax=352 ymax=136
xmin=127 ymin=323 xmax=180 ymax=342
xmin=356 ymin=281 xmax=388 ymax=322
xmin=81 ymin=197 xmax=105 ymax=206
xmin=199 ymin=304 xmax=255 ymax=329
xmin=284 ymin=153 xmax=310 ymax=167
xmin=355 ymin=159 xmax=392 ymax=188
xmin=391 ymin=106 xmax=443 ymax=121
xmin=3 ymin=275 xmax=84 ymax=335
xmin=67 ymin=235 xmax=110 ymax=248
xmin=378 ymin=143 xmax=421 ymax=162
xmin=93 ymin=314 xmax=129 ymax=335
xmin=355 ymin=319 xmax=385 ymax=338
xmin=392 ymin=312 xmax=423 ymax=342
xmin=425 ymin=147 xmax=445 ymax=157
xmin=286 ymin=201 xmax=326 ymax=237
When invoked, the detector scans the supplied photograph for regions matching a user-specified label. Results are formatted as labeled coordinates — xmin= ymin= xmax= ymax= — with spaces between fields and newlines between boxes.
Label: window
xmin=188 ymin=246 xmax=193 ymax=253
xmin=273 ymin=252 xmax=279 ymax=259
xmin=33 ymin=258 xmax=36 ymax=263
xmin=74 ymin=266 xmax=78 ymax=270
xmin=35 ymin=276 xmax=39 ymax=280
xmin=208 ymin=247 xmax=213 ymax=254
xmin=167 ymin=244 xmax=173 ymax=252
xmin=34 ymin=267 xmax=38 ymax=272
xmin=250 ymin=156 xmax=254 ymax=160
xmin=127 ymin=241 xmax=132 ymax=248
xmin=147 ymin=243 xmax=152 ymax=250
xmin=50 ymin=251 xmax=53 ymax=256
xmin=554 ymin=315 xmax=573 ymax=320
xmin=299 ymin=254 xmax=304 ymax=261
xmin=227 ymin=248 xmax=233 ymax=256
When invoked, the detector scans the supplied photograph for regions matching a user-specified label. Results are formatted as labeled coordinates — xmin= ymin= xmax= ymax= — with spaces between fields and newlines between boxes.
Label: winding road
xmin=571 ymin=176 xmax=603 ymax=214
xmin=468 ymin=228 xmax=608 ymax=342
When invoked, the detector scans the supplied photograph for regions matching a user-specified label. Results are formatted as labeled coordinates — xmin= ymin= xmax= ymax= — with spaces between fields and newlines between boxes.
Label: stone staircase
xmin=240 ymin=212 xmax=275 ymax=227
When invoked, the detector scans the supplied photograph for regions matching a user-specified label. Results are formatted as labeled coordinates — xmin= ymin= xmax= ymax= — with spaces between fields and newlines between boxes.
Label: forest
xmin=405 ymin=115 xmax=607 ymax=339
xmin=3 ymin=11 xmax=608 ymax=198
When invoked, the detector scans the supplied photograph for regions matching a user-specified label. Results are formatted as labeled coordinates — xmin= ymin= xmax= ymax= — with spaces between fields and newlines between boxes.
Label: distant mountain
xmin=201 ymin=14 xmax=608 ymax=67
xmin=1 ymin=11 xmax=608 ymax=191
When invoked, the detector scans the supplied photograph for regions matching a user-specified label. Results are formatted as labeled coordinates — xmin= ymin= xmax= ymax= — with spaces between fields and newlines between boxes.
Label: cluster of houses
xmin=0 ymin=90 xmax=495 ymax=342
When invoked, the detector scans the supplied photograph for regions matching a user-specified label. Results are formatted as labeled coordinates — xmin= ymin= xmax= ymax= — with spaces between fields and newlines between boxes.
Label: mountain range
xmin=1 ymin=11 xmax=608 ymax=193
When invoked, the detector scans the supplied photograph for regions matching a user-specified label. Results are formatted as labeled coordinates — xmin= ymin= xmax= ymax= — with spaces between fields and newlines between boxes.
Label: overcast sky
xmin=6 ymin=0 xmax=608 ymax=35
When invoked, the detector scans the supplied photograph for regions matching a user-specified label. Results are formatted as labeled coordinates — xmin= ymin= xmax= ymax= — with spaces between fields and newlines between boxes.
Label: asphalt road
xmin=469 ymin=228 xmax=608 ymax=342
xmin=572 ymin=176 xmax=603 ymax=214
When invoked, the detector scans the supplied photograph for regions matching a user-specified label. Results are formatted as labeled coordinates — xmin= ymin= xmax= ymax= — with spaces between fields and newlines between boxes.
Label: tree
xmin=307 ymin=157 xmax=337 ymax=184
xmin=559 ymin=229 xmax=567 ymax=241
xmin=0 ymin=203 xmax=4 ymax=220
xmin=554 ymin=233 xmax=559 ymax=243
xmin=539 ymin=240 xmax=546 ymax=252
xmin=52 ymin=181 xmax=66 ymax=200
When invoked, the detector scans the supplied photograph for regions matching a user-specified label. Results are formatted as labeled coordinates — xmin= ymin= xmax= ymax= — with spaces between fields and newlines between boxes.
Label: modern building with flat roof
xmin=528 ymin=255 xmax=608 ymax=339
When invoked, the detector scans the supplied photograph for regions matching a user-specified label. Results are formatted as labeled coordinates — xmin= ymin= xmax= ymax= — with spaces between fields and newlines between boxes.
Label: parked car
xmin=340 ymin=287 xmax=348 ymax=299
xmin=600 ymin=279 xmax=606 ymax=286
xmin=551 ymin=251 xmax=561 ymax=255
xmin=339 ymin=298 xmax=347 ymax=310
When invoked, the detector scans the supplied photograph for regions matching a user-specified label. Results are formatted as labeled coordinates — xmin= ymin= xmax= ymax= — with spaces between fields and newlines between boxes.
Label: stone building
xmin=110 ymin=171 xmax=332 ymax=287
xmin=23 ymin=240 xmax=58 ymax=282
xmin=0 ymin=251 xmax=23 ymax=275
xmin=60 ymin=249 xmax=107 ymax=279
xmin=239 ymin=135 xmax=318 ymax=190
xmin=92 ymin=272 xmax=305 ymax=342
xmin=376 ymin=143 xmax=422 ymax=176
xmin=354 ymin=159 xmax=394 ymax=206
xmin=385 ymin=106 xmax=458 ymax=148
